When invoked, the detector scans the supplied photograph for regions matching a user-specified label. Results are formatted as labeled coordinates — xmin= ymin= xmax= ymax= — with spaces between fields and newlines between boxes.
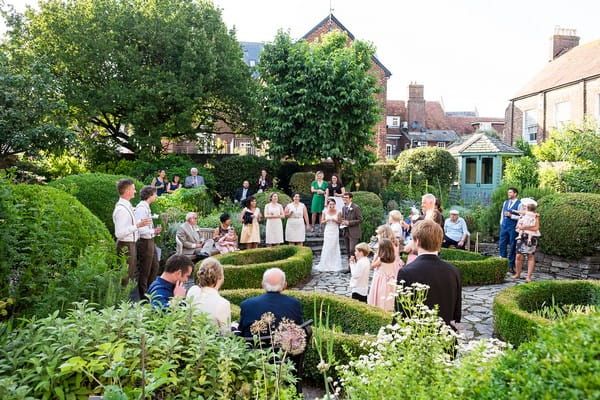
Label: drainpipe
xmin=542 ymin=91 xmax=547 ymax=142
xmin=510 ymin=100 xmax=515 ymax=145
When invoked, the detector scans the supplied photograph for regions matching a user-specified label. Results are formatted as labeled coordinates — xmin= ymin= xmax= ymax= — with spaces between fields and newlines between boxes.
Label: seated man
xmin=147 ymin=254 xmax=192 ymax=309
xmin=442 ymin=209 xmax=469 ymax=250
xmin=234 ymin=180 xmax=255 ymax=205
xmin=396 ymin=220 xmax=462 ymax=329
xmin=239 ymin=268 xmax=303 ymax=337
xmin=177 ymin=212 xmax=215 ymax=259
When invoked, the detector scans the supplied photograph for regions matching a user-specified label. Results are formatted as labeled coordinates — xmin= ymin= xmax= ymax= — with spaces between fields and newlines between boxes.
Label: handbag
xmin=242 ymin=210 xmax=253 ymax=225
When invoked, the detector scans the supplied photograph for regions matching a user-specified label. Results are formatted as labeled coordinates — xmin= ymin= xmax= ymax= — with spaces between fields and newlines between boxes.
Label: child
xmin=516 ymin=200 xmax=541 ymax=245
xmin=367 ymin=239 xmax=398 ymax=311
xmin=371 ymin=224 xmax=404 ymax=271
xmin=349 ymin=242 xmax=372 ymax=303
xmin=388 ymin=210 xmax=405 ymax=246
xmin=216 ymin=227 xmax=238 ymax=254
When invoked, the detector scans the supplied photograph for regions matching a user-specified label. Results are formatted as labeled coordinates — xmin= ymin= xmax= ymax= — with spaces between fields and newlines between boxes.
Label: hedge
xmin=213 ymin=246 xmax=313 ymax=290
xmin=537 ymin=193 xmax=600 ymax=258
xmin=478 ymin=313 xmax=600 ymax=399
xmin=212 ymin=155 xmax=274 ymax=199
xmin=151 ymin=185 xmax=215 ymax=216
xmin=289 ymin=172 xmax=316 ymax=197
xmin=49 ymin=173 xmax=144 ymax=235
xmin=254 ymin=189 xmax=293 ymax=213
xmin=427 ymin=249 xmax=508 ymax=286
xmin=493 ymin=280 xmax=600 ymax=346
xmin=222 ymin=289 xmax=390 ymax=381
xmin=352 ymin=191 xmax=384 ymax=242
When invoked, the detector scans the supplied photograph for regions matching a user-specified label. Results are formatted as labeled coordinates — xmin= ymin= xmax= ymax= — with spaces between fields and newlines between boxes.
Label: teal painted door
xmin=461 ymin=155 xmax=496 ymax=204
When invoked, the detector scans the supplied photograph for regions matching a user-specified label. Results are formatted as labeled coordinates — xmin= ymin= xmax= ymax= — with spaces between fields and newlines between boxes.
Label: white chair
xmin=175 ymin=234 xmax=183 ymax=255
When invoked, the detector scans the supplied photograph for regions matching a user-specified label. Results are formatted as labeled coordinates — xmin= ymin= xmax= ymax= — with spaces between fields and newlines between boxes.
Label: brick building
xmin=504 ymin=27 xmax=600 ymax=145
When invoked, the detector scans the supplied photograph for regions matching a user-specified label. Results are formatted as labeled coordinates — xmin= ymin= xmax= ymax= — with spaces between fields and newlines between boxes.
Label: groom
xmin=341 ymin=192 xmax=363 ymax=267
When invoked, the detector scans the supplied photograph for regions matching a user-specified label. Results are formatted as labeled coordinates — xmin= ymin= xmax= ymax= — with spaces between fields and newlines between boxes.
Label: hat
xmin=521 ymin=197 xmax=538 ymax=207
xmin=449 ymin=209 xmax=459 ymax=215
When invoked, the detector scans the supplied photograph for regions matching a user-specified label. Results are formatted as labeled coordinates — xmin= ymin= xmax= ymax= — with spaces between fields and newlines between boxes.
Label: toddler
xmin=516 ymin=202 xmax=540 ymax=245
xmin=349 ymin=242 xmax=372 ymax=303
xmin=388 ymin=210 xmax=405 ymax=245
xmin=216 ymin=228 xmax=238 ymax=253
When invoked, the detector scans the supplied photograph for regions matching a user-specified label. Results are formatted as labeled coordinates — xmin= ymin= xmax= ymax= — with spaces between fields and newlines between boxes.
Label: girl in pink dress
xmin=371 ymin=224 xmax=404 ymax=272
xmin=368 ymin=238 xmax=400 ymax=311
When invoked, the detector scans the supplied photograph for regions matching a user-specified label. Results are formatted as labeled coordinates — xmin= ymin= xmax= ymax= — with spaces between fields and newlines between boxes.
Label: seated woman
xmin=186 ymin=258 xmax=231 ymax=334
xmin=214 ymin=213 xmax=238 ymax=253
xmin=166 ymin=174 xmax=182 ymax=193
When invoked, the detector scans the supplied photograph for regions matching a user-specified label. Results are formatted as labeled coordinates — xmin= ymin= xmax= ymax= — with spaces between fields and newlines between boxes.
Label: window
xmin=437 ymin=142 xmax=446 ymax=148
xmin=554 ymin=101 xmax=570 ymax=127
xmin=416 ymin=141 xmax=428 ymax=147
xmin=481 ymin=157 xmax=494 ymax=184
xmin=386 ymin=116 xmax=401 ymax=127
xmin=523 ymin=109 xmax=537 ymax=143
xmin=386 ymin=144 xmax=393 ymax=157
xmin=392 ymin=117 xmax=400 ymax=127
xmin=465 ymin=158 xmax=477 ymax=184
xmin=249 ymin=59 xmax=256 ymax=67
xmin=238 ymin=141 xmax=256 ymax=155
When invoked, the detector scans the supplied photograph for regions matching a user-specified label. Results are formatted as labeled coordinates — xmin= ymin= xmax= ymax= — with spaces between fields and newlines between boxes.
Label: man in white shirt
xmin=135 ymin=186 xmax=163 ymax=298
xmin=442 ymin=210 xmax=470 ymax=250
xmin=184 ymin=167 xmax=205 ymax=188
xmin=113 ymin=179 xmax=151 ymax=286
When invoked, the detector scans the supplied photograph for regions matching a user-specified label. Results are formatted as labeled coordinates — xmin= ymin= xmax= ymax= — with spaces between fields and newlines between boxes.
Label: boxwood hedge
xmin=213 ymin=246 xmax=313 ymax=290
xmin=423 ymin=249 xmax=508 ymax=286
xmin=352 ymin=191 xmax=384 ymax=242
xmin=49 ymin=173 xmax=144 ymax=235
xmin=493 ymin=280 xmax=600 ymax=346
xmin=223 ymin=289 xmax=390 ymax=381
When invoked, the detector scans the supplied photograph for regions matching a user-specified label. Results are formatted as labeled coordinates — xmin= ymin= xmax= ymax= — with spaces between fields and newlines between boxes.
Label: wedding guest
xmin=325 ymin=173 xmax=345 ymax=212
xmin=147 ymin=254 xmax=192 ymax=309
xmin=256 ymin=169 xmax=271 ymax=193
xmin=371 ymin=224 xmax=403 ymax=272
xmin=176 ymin=212 xmax=214 ymax=260
xmin=150 ymin=169 xmax=167 ymax=196
xmin=184 ymin=167 xmax=204 ymax=188
xmin=264 ymin=192 xmax=284 ymax=247
xmin=186 ymin=257 xmax=231 ymax=334
xmin=134 ymin=186 xmax=162 ymax=298
xmin=239 ymin=197 xmax=261 ymax=249
xmin=166 ymin=174 xmax=182 ymax=193
xmin=349 ymin=242 xmax=372 ymax=303
xmin=310 ymin=171 xmax=327 ymax=233
xmin=284 ymin=193 xmax=310 ymax=246
xmin=234 ymin=180 xmax=254 ymax=204
xmin=512 ymin=198 xmax=541 ymax=282
xmin=213 ymin=213 xmax=238 ymax=253
xmin=388 ymin=210 xmax=405 ymax=247
xmin=442 ymin=210 xmax=469 ymax=250
xmin=368 ymin=239 xmax=399 ymax=311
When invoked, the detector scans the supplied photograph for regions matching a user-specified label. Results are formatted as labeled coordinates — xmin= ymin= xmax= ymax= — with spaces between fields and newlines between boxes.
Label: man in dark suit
xmin=396 ymin=219 xmax=462 ymax=328
xmin=341 ymin=192 xmax=363 ymax=260
xmin=499 ymin=187 xmax=522 ymax=274
xmin=239 ymin=268 xmax=303 ymax=337
xmin=234 ymin=180 xmax=254 ymax=205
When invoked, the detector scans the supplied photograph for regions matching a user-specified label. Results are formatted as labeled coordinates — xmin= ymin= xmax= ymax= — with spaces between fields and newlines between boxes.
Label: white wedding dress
xmin=315 ymin=211 xmax=343 ymax=272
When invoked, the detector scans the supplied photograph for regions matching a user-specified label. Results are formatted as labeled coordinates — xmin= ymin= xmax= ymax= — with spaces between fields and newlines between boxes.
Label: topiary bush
xmin=0 ymin=302 xmax=296 ymax=399
xmin=392 ymin=147 xmax=457 ymax=189
xmin=479 ymin=313 xmax=600 ymax=399
xmin=437 ymin=249 xmax=507 ymax=285
xmin=493 ymin=280 xmax=600 ymax=346
xmin=214 ymin=246 xmax=313 ymax=290
xmin=351 ymin=191 xmax=384 ymax=242
xmin=289 ymin=172 xmax=316 ymax=196
xmin=49 ymin=173 xmax=144 ymax=235
xmin=0 ymin=184 xmax=126 ymax=319
xmin=223 ymin=289 xmax=390 ymax=382
xmin=537 ymin=193 xmax=600 ymax=258
xmin=212 ymin=155 xmax=274 ymax=199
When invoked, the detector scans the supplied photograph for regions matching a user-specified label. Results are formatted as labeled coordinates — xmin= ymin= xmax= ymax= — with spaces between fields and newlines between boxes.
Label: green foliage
xmin=0 ymin=52 xmax=73 ymax=160
xmin=502 ymin=156 xmax=539 ymax=188
xmin=0 ymin=184 xmax=123 ymax=318
xmin=10 ymin=0 xmax=258 ymax=158
xmin=212 ymin=155 xmax=273 ymax=198
xmin=49 ymin=173 xmax=144 ymax=235
xmin=392 ymin=147 xmax=458 ymax=190
xmin=437 ymin=249 xmax=507 ymax=285
xmin=15 ymin=151 xmax=88 ymax=182
xmin=513 ymin=137 xmax=534 ymax=158
xmin=480 ymin=313 xmax=600 ymax=399
xmin=214 ymin=246 xmax=313 ymax=290
xmin=152 ymin=186 xmax=215 ymax=216
xmin=559 ymin=161 xmax=600 ymax=193
xmin=0 ymin=302 xmax=297 ymax=399
xmin=254 ymin=190 xmax=293 ymax=213
xmin=289 ymin=172 xmax=315 ymax=196
xmin=492 ymin=280 xmax=600 ymax=346
xmin=257 ymin=30 xmax=380 ymax=171
xmin=537 ymin=193 xmax=600 ymax=258
xmin=351 ymin=191 xmax=384 ymax=242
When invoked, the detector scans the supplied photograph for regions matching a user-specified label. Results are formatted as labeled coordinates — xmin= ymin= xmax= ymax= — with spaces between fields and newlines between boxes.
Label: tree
xmin=256 ymin=31 xmax=381 ymax=172
xmin=5 ymin=0 xmax=258 ymax=159
xmin=0 ymin=52 xmax=73 ymax=161
xmin=393 ymin=147 xmax=458 ymax=189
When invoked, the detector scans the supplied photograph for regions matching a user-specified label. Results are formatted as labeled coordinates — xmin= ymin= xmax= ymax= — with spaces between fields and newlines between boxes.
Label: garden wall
xmin=534 ymin=251 xmax=600 ymax=279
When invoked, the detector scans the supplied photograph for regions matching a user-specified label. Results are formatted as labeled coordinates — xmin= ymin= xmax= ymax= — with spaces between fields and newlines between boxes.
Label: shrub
xmin=49 ymin=173 xmax=144 ymax=234
xmin=437 ymin=249 xmax=507 ymax=285
xmin=503 ymin=156 xmax=539 ymax=189
xmin=479 ymin=313 xmax=600 ymax=399
xmin=537 ymin=193 xmax=600 ymax=258
xmin=0 ymin=302 xmax=297 ymax=399
xmin=222 ymin=289 xmax=391 ymax=382
xmin=392 ymin=147 xmax=458 ymax=190
xmin=212 ymin=155 xmax=274 ymax=199
xmin=289 ymin=172 xmax=316 ymax=196
xmin=0 ymin=184 xmax=125 ymax=318
xmin=351 ymin=191 xmax=384 ymax=242
xmin=214 ymin=246 xmax=313 ymax=290
xmin=493 ymin=280 xmax=600 ymax=346
xmin=254 ymin=189 xmax=292 ymax=213
xmin=151 ymin=186 xmax=215 ymax=216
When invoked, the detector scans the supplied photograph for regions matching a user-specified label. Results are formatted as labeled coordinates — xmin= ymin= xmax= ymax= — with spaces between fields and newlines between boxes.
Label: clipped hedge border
xmin=224 ymin=289 xmax=390 ymax=382
xmin=493 ymin=280 xmax=600 ymax=346
xmin=212 ymin=246 xmax=313 ymax=290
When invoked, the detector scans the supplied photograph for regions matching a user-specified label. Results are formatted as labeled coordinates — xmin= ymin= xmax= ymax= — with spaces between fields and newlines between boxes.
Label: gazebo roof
xmin=447 ymin=134 xmax=523 ymax=156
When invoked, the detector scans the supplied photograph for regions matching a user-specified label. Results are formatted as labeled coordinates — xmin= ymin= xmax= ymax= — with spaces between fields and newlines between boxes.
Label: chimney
xmin=550 ymin=26 xmax=579 ymax=61
xmin=407 ymin=82 xmax=426 ymax=131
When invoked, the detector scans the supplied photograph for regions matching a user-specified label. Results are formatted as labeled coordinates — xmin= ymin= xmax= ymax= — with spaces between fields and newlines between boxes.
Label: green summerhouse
xmin=447 ymin=134 xmax=523 ymax=204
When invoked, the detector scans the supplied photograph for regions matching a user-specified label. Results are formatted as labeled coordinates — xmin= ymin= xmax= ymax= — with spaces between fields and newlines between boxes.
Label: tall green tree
xmin=257 ymin=31 xmax=382 ymax=172
xmin=5 ymin=0 xmax=258 ymax=159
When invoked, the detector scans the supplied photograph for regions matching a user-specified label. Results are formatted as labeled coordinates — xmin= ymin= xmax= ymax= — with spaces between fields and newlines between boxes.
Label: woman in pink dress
xmin=368 ymin=238 xmax=400 ymax=311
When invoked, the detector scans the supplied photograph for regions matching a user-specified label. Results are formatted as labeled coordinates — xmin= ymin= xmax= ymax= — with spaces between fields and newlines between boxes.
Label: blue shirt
xmin=444 ymin=217 xmax=469 ymax=242
xmin=147 ymin=277 xmax=175 ymax=309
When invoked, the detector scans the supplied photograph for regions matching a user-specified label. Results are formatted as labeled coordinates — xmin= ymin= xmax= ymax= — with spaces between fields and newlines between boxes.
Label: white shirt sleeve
xmin=113 ymin=205 xmax=137 ymax=241
xmin=134 ymin=203 xmax=153 ymax=238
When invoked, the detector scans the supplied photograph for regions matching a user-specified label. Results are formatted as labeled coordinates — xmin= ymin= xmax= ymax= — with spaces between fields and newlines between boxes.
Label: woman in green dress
xmin=310 ymin=171 xmax=328 ymax=233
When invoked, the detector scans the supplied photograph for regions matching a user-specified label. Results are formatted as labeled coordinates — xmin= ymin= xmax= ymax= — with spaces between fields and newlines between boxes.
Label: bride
xmin=315 ymin=198 xmax=343 ymax=272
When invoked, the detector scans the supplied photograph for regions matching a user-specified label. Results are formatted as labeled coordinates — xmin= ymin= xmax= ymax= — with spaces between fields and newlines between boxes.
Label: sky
xmin=3 ymin=0 xmax=600 ymax=117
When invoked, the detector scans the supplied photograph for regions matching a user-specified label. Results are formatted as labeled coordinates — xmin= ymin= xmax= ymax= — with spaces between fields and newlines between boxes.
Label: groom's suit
xmin=342 ymin=202 xmax=363 ymax=256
